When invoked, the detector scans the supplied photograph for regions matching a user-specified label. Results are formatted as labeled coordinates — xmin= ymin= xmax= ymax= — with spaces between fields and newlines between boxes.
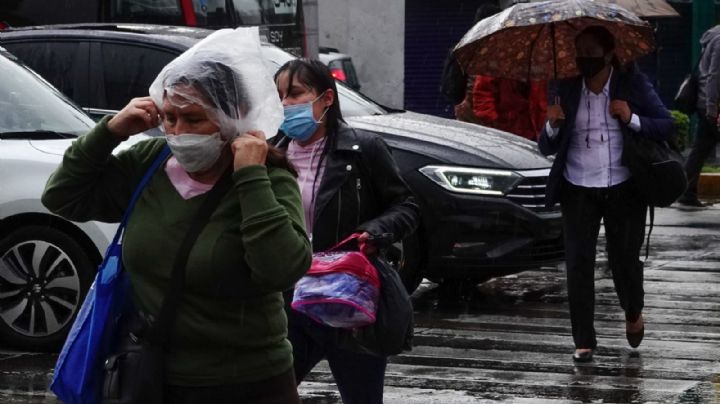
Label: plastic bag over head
xmin=149 ymin=27 xmax=283 ymax=140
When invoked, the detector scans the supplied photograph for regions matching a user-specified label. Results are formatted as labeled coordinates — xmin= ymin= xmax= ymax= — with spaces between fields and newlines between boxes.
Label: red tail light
xmin=0 ymin=22 xmax=7 ymax=30
xmin=330 ymin=68 xmax=347 ymax=82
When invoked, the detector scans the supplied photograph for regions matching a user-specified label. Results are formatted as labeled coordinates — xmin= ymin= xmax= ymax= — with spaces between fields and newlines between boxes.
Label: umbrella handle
xmin=548 ymin=80 xmax=560 ymax=106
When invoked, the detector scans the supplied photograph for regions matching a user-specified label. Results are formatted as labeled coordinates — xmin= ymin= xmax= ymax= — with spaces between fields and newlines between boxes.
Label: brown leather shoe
xmin=626 ymin=314 xmax=644 ymax=348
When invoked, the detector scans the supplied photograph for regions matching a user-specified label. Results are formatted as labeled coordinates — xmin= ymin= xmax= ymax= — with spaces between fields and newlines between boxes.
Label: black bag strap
xmin=644 ymin=205 xmax=654 ymax=261
xmin=148 ymin=170 xmax=233 ymax=346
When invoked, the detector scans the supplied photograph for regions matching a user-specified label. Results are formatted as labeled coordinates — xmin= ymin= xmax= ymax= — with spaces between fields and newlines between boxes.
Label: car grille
xmin=528 ymin=236 xmax=565 ymax=261
xmin=506 ymin=169 xmax=556 ymax=212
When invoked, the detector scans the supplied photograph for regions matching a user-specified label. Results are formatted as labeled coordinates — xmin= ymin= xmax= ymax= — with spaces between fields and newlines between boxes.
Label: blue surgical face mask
xmin=280 ymin=93 xmax=328 ymax=141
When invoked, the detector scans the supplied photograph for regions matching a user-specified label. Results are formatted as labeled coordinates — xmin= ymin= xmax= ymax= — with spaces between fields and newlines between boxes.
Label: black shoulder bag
xmin=615 ymin=73 xmax=688 ymax=207
xmin=336 ymin=134 xmax=415 ymax=357
xmin=674 ymin=52 xmax=702 ymax=115
xmin=617 ymin=74 xmax=687 ymax=258
xmin=102 ymin=172 xmax=232 ymax=404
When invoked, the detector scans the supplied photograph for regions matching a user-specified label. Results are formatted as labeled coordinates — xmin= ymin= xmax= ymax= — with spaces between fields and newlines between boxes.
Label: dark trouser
xmin=289 ymin=311 xmax=387 ymax=404
xmin=560 ymin=180 xmax=647 ymax=349
xmin=684 ymin=114 xmax=718 ymax=200
xmin=163 ymin=368 xmax=300 ymax=404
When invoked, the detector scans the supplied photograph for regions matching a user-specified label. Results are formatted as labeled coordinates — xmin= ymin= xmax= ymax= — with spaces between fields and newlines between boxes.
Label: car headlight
xmin=418 ymin=165 xmax=521 ymax=196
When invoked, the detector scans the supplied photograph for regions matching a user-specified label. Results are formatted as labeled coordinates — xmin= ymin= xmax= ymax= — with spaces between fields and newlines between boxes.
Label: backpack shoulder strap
xmin=644 ymin=205 xmax=654 ymax=261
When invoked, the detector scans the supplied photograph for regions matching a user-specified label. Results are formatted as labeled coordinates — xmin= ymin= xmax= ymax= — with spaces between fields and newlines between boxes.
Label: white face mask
xmin=165 ymin=132 xmax=225 ymax=173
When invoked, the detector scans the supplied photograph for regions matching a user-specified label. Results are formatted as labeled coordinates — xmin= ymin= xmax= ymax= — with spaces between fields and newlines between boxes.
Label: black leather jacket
xmin=272 ymin=124 xmax=420 ymax=252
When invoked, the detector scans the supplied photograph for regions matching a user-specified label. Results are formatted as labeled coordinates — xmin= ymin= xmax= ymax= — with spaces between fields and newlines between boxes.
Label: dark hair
xmin=274 ymin=58 xmax=343 ymax=185
xmin=274 ymin=58 xmax=343 ymax=135
xmin=575 ymin=25 xmax=624 ymax=70
xmin=474 ymin=3 xmax=501 ymax=23
xmin=166 ymin=59 xmax=250 ymax=118
xmin=575 ymin=25 xmax=615 ymax=53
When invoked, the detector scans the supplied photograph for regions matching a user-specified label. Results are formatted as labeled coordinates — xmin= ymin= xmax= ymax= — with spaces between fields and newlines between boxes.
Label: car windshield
xmin=260 ymin=46 xmax=387 ymax=117
xmin=0 ymin=52 xmax=94 ymax=138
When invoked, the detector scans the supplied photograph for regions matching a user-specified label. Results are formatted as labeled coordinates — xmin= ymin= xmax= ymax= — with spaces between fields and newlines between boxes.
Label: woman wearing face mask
xmin=538 ymin=26 xmax=674 ymax=363
xmin=41 ymin=51 xmax=311 ymax=401
xmin=271 ymin=59 xmax=420 ymax=404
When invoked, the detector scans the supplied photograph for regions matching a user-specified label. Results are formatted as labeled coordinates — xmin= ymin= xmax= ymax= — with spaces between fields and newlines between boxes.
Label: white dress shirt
xmin=546 ymin=70 xmax=641 ymax=188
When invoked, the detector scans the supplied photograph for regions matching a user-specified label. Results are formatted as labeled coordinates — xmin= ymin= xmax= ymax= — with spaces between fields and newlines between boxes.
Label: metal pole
xmin=303 ymin=0 xmax=319 ymax=59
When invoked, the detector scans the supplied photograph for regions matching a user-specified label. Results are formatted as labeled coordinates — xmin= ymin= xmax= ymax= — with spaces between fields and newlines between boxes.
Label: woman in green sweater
xmin=42 ymin=34 xmax=311 ymax=403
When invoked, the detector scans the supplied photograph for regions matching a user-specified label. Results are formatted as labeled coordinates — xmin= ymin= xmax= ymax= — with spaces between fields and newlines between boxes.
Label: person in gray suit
xmin=679 ymin=25 xmax=720 ymax=207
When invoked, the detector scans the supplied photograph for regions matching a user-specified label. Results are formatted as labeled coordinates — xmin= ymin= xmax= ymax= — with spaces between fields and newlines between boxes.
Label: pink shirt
xmin=164 ymin=156 xmax=214 ymax=199
xmin=287 ymin=138 xmax=327 ymax=236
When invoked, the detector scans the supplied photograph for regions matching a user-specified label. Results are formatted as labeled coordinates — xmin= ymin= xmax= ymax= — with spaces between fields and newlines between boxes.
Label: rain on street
xmin=2 ymin=205 xmax=719 ymax=403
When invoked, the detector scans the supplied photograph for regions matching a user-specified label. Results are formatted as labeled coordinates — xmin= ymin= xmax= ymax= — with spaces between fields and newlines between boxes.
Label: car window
xmin=231 ymin=0 xmax=263 ymax=25
xmin=2 ymin=41 xmax=87 ymax=106
xmin=335 ymin=83 xmax=386 ymax=117
xmin=97 ymin=43 xmax=176 ymax=110
xmin=232 ymin=0 xmax=297 ymax=25
xmin=0 ymin=53 xmax=93 ymax=136
xmin=192 ymin=0 xmax=233 ymax=27
xmin=110 ymin=0 xmax=185 ymax=25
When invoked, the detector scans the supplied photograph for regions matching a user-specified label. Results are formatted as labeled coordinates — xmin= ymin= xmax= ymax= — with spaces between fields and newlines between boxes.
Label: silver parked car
xmin=0 ymin=47 xmax=145 ymax=350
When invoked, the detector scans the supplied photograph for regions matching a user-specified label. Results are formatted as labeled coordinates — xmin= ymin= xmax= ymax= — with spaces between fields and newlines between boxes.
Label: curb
xmin=698 ymin=173 xmax=720 ymax=199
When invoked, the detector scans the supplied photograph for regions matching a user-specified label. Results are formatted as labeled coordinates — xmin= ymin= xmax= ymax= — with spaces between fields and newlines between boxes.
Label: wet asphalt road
xmin=2 ymin=204 xmax=720 ymax=403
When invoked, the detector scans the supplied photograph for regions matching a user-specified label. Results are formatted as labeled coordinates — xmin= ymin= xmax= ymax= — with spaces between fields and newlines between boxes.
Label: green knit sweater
xmin=42 ymin=119 xmax=311 ymax=386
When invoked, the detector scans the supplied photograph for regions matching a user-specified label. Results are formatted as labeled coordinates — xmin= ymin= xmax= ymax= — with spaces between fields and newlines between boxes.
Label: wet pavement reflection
xmin=1 ymin=205 xmax=720 ymax=402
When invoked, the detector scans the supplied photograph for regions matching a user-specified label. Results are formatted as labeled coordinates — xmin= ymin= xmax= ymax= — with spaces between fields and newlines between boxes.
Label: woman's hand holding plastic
xmin=231 ymin=130 xmax=268 ymax=171
xmin=107 ymin=97 xmax=160 ymax=139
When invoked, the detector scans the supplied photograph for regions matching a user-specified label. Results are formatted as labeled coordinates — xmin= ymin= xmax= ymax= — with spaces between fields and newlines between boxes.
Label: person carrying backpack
xmin=678 ymin=25 xmax=720 ymax=207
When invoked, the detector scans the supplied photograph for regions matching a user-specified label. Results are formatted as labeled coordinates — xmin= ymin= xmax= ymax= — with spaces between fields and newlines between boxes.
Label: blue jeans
xmin=288 ymin=311 xmax=387 ymax=404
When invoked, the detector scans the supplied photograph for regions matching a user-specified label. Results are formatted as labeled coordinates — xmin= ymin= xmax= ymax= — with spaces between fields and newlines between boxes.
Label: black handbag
xmin=338 ymin=255 xmax=414 ymax=357
xmin=674 ymin=51 xmax=702 ymax=115
xmin=101 ymin=171 xmax=232 ymax=404
xmin=623 ymin=132 xmax=687 ymax=208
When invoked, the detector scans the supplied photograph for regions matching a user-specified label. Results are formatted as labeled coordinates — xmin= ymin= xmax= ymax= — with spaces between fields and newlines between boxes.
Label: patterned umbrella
xmin=516 ymin=0 xmax=679 ymax=18
xmin=453 ymin=0 xmax=655 ymax=81
xmin=590 ymin=0 xmax=678 ymax=18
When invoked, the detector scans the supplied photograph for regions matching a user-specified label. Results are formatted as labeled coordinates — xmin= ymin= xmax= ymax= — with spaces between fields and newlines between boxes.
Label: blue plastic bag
xmin=50 ymin=245 xmax=130 ymax=403
xmin=50 ymin=145 xmax=170 ymax=404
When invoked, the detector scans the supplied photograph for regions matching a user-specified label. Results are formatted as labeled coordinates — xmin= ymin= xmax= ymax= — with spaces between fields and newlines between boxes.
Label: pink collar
xmin=164 ymin=156 xmax=214 ymax=199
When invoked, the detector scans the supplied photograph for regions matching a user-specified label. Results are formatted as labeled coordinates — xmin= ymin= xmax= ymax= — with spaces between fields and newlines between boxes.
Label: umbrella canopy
xmin=454 ymin=0 xmax=655 ymax=81
xmin=503 ymin=0 xmax=679 ymax=18
xmin=589 ymin=0 xmax=678 ymax=18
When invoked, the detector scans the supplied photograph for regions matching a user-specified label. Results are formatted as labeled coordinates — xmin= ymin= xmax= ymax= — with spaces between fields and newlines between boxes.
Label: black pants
xmin=683 ymin=114 xmax=718 ymax=200
xmin=560 ymin=180 xmax=647 ymax=349
xmin=163 ymin=368 xmax=300 ymax=404
xmin=289 ymin=310 xmax=387 ymax=404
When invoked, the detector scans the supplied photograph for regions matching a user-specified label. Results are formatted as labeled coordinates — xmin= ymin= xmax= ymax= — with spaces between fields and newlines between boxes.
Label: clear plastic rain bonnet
xmin=149 ymin=27 xmax=283 ymax=140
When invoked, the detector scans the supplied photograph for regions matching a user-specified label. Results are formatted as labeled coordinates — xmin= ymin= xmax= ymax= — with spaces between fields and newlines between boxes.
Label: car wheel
xmin=385 ymin=232 xmax=424 ymax=294
xmin=0 ymin=225 xmax=94 ymax=351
